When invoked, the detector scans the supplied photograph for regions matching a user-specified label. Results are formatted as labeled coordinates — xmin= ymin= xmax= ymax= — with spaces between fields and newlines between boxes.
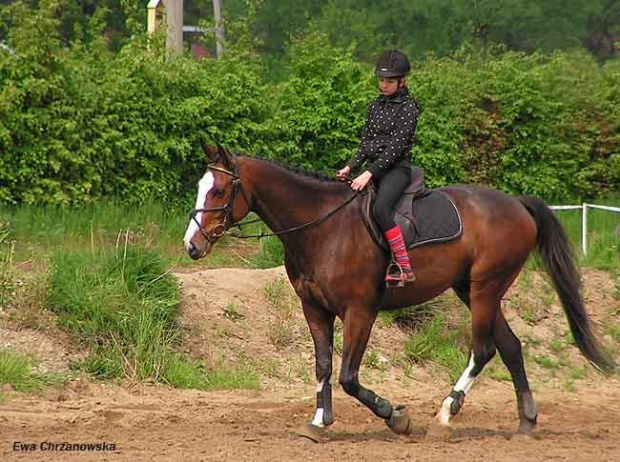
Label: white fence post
xmin=550 ymin=202 xmax=620 ymax=257
xmin=582 ymin=203 xmax=587 ymax=255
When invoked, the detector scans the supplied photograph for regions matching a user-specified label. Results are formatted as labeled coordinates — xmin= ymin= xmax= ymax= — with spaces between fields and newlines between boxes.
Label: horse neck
xmin=240 ymin=157 xmax=352 ymax=246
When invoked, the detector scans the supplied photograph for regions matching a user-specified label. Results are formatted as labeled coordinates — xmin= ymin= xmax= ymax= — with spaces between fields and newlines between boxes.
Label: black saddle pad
xmin=363 ymin=189 xmax=463 ymax=251
xmin=405 ymin=190 xmax=462 ymax=248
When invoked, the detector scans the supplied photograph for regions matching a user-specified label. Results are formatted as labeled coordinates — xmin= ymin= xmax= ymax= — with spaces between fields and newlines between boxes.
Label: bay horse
xmin=183 ymin=144 xmax=614 ymax=440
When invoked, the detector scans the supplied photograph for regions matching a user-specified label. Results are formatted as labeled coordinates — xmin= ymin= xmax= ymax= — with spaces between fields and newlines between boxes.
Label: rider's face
xmin=379 ymin=77 xmax=400 ymax=96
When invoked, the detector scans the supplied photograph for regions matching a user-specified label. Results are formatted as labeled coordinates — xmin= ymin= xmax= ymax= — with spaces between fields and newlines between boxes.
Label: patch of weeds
xmin=541 ymin=290 xmax=555 ymax=310
xmin=219 ymin=327 xmax=232 ymax=338
xmin=390 ymin=352 xmax=404 ymax=367
xmin=262 ymin=277 xmax=298 ymax=348
xmin=403 ymin=362 xmax=414 ymax=378
xmin=0 ymin=349 xmax=63 ymax=393
xmin=333 ymin=330 xmax=343 ymax=356
xmin=364 ymin=350 xmax=387 ymax=372
xmin=606 ymin=323 xmax=620 ymax=343
xmin=570 ymin=367 xmax=587 ymax=380
xmin=487 ymin=361 xmax=512 ymax=382
xmin=203 ymin=358 xmax=260 ymax=390
xmin=521 ymin=309 xmax=536 ymax=325
xmin=252 ymin=235 xmax=284 ymax=269
xmin=563 ymin=330 xmax=577 ymax=346
xmin=298 ymin=359 xmax=311 ymax=385
xmin=523 ymin=335 xmax=543 ymax=348
xmin=534 ymin=355 xmax=560 ymax=370
xmin=564 ymin=379 xmax=576 ymax=393
xmin=404 ymin=314 xmax=470 ymax=382
xmin=549 ymin=338 xmax=564 ymax=353
xmin=259 ymin=359 xmax=281 ymax=378
xmin=223 ymin=302 xmax=244 ymax=321
xmin=377 ymin=305 xmax=434 ymax=331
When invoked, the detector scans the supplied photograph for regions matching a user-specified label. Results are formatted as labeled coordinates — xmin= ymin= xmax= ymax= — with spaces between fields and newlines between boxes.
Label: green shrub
xmin=46 ymin=244 xmax=257 ymax=389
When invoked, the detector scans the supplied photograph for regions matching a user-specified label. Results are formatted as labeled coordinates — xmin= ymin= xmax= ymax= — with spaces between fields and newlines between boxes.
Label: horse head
xmin=183 ymin=142 xmax=252 ymax=260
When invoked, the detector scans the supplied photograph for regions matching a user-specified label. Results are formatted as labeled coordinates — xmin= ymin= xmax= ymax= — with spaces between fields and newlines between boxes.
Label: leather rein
xmin=189 ymin=161 xmax=359 ymax=242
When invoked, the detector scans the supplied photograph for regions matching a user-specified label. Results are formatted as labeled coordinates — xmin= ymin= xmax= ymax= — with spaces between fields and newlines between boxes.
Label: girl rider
xmin=337 ymin=50 xmax=419 ymax=285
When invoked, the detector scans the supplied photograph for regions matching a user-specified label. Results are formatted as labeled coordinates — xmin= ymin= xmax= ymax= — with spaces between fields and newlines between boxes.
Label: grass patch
xmin=223 ymin=302 xmax=244 ymax=321
xmin=364 ymin=350 xmax=387 ymax=371
xmin=252 ymin=235 xmax=285 ymax=269
xmin=534 ymin=354 xmax=560 ymax=370
xmin=487 ymin=360 xmax=512 ymax=382
xmin=549 ymin=338 xmax=565 ymax=353
xmin=46 ymin=244 xmax=256 ymax=390
xmin=262 ymin=277 xmax=298 ymax=348
xmin=0 ymin=349 xmax=62 ymax=392
xmin=0 ymin=202 xmax=264 ymax=270
xmin=404 ymin=314 xmax=470 ymax=382
xmin=377 ymin=304 xmax=436 ymax=331
xmin=570 ymin=367 xmax=587 ymax=380
xmin=606 ymin=323 xmax=620 ymax=343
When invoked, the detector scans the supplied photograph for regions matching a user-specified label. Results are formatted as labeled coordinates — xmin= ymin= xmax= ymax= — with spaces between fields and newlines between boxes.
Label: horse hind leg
xmin=339 ymin=307 xmax=413 ymax=436
xmin=494 ymin=310 xmax=538 ymax=435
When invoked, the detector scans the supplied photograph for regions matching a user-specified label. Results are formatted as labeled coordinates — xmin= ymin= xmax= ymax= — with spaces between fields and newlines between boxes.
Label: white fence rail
xmin=550 ymin=203 xmax=620 ymax=255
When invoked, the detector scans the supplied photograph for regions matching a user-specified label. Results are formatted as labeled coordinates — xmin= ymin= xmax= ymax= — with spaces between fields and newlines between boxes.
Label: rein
xmin=190 ymin=162 xmax=359 ymax=241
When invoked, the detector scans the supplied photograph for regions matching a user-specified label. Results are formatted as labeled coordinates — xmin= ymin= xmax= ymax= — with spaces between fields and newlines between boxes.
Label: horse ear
xmin=200 ymin=140 xmax=220 ymax=163
xmin=216 ymin=143 xmax=234 ymax=170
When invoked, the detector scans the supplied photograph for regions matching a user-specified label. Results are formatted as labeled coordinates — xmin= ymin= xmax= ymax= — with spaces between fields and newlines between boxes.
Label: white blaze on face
xmin=184 ymin=171 xmax=215 ymax=251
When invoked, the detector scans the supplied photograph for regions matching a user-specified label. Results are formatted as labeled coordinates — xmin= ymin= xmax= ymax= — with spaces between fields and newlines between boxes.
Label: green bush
xmin=1 ymin=2 xmax=618 ymax=206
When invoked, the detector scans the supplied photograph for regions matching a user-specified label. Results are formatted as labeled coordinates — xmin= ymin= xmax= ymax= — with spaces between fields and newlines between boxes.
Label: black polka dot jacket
xmin=347 ymin=87 xmax=419 ymax=179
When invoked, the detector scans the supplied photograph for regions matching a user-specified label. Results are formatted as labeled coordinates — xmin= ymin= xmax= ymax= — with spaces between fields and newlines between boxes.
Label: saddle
xmin=362 ymin=168 xmax=463 ymax=252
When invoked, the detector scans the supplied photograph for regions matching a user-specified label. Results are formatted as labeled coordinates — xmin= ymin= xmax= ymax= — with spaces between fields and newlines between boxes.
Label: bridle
xmin=188 ymin=157 xmax=359 ymax=242
xmin=188 ymin=162 xmax=249 ymax=244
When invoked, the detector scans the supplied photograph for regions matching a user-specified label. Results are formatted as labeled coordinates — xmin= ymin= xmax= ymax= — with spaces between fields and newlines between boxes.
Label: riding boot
xmin=384 ymin=225 xmax=415 ymax=286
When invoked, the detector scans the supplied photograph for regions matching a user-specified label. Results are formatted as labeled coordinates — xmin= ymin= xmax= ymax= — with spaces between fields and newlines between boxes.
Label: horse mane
xmin=236 ymin=153 xmax=343 ymax=184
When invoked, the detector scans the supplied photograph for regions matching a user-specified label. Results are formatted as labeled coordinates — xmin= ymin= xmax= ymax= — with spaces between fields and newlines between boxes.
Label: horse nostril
xmin=188 ymin=243 xmax=200 ymax=260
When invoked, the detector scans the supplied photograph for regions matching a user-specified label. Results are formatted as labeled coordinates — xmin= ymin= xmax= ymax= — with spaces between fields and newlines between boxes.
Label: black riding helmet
xmin=374 ymin=50 xmax=411 ymax=78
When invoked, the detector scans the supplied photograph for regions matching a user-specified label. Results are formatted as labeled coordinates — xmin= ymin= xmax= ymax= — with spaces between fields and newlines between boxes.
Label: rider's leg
xmin=372 ymin=166 xmax=415 ymax=284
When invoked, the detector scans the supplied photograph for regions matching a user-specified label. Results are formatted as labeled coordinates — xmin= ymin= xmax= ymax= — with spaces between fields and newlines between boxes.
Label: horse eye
xmin=212 ymin=188 xmax=225 ymax=198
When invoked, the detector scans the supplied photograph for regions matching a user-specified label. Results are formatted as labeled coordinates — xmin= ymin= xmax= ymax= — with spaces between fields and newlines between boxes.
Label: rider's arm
xmin=347 ymin=104 xmax=374 ymax=171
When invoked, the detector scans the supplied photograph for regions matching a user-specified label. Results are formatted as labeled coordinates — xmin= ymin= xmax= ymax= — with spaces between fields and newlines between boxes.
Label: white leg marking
xmin=454 ymin=352 xmax=476 ymax=394
xmin=437 ymin=352 xmax=476 ymax=426
xmin=311 ymin=379 xmax=326 ymax=427
xmin=311 ymin=408 xmax=325 ymax=427
xmin=184 ymin=171 xmax=214 ymax=251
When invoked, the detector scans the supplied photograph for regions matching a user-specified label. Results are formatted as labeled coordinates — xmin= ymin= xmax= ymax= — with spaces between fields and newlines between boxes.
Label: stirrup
xmin=385 ymin=260 xmax=416 ymax=288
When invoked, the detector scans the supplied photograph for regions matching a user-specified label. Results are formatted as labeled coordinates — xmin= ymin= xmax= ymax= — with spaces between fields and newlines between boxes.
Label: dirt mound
xmin=1 ymin=265 xmax=619 ymax=461
xmin=175 ymin=266 xmax=437 ymax=392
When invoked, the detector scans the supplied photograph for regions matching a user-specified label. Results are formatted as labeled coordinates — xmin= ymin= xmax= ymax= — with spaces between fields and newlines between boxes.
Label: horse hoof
xmin=425 ymin=421 xmax=453 ymax=442
xmin=386 ymin=405 xmax=413 ymax=436
xmin=512 ymin=431 xmax=537 ymax=441
xmin=298 ymin=423 xmax=327 ymax=443
xmin=516 ymin=419 xmax=538 ymax=439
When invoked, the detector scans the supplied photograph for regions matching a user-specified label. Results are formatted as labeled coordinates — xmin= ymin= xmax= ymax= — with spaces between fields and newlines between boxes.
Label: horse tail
xmin=518 ymin=195 xmax=615 ymax=373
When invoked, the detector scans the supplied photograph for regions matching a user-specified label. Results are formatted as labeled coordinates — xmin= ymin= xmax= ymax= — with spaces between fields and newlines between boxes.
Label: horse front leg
xmin=299 ymin=301 xmax=335 ymax=442
xmin=339 ymin=307 xmax=413 ymax=436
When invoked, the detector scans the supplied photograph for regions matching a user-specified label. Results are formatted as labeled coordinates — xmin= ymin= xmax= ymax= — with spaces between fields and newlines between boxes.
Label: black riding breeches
xmin=372 ymin=166 xmax=411 ymax=232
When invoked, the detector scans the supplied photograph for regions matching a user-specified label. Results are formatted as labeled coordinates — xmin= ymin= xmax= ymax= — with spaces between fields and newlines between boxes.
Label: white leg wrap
xmin=311 ymin=408 xmax=325 ymax=427
xmin=436 ymin=352 xmax=476 ymax=426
